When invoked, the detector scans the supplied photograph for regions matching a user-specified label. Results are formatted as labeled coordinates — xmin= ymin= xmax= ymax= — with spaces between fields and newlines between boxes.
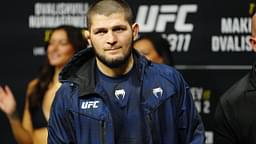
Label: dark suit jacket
xmin=214 ymin=64 xmax=256 ymax=144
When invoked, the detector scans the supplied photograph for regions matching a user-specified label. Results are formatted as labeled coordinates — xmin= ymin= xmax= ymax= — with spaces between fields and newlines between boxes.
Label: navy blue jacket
xmin=48 ymin=48 xmax=205 ymax=144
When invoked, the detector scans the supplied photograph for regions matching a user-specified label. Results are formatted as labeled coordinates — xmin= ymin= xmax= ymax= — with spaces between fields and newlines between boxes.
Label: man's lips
xmin=104 ymin=47 xmax=121 ymax=51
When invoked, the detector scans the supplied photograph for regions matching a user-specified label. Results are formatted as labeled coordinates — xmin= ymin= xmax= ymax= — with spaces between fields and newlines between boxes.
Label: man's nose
xmin=106 ymin=31 xmax=117 ymax=45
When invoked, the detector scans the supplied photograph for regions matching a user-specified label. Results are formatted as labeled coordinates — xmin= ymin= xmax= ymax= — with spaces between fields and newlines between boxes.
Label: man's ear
xmin=84 ymin=30 xmax=92 ymax=47
xmin=250 ymin=36 xmax=256 ymax=52
xmin=132 ymin=23 xmax=139 ymax=41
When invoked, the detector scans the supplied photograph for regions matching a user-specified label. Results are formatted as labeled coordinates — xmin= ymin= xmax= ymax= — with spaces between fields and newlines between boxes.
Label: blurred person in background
xmin=134 ymin=33 xmax=174 ymax=66
xmin=214 ymin=13 xmax=256 ymax=144
xmin=0 ymin=25 xmax=88 ymax=144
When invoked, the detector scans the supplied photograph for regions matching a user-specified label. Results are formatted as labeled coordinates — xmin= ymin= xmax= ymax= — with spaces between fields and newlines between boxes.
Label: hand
xmin=0 ymin=85 xmax=17 ymax=117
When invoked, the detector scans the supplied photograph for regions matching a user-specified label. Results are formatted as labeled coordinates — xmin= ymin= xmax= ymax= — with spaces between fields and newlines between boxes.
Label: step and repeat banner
xmin=0 ymin=0 xmax=254 ymax=143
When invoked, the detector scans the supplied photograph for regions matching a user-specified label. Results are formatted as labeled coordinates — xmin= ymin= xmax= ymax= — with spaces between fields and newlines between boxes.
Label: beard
xmin=92 ymin=45 xmax=133 ymax=68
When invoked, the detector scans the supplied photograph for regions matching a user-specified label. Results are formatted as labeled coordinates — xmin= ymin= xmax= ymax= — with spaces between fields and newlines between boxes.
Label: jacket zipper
xmin=146 ymin=113 xmax=159 ymax=144
xmin=100 ymin=120 xmax=106 ymax=144
xmin=67 ymin=109 xmax=76 ymax=144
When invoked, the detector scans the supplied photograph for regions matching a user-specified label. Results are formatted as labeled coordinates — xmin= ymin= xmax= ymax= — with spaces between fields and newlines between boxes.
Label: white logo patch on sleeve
xmin=153 ymin=87 xmax=163 ymax=98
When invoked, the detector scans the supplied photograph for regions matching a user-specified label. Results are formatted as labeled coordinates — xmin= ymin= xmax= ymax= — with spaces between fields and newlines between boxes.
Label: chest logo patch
xmin=115 ymin=89 xmax=126 ymax=100
xmin=81 ymin=101 xmax=99 ymax=109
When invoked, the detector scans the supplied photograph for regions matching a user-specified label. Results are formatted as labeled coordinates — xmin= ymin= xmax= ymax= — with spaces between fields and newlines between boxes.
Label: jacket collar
xmin=59 ymin=48 xmax=150 ymax=97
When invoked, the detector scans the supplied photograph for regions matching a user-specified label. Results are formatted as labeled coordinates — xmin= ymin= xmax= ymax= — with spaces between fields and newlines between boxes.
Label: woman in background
xmin=134 ymin=33 xmax=174 ymax=66
xmin=0 ymin=25 xmax=88 ymax=144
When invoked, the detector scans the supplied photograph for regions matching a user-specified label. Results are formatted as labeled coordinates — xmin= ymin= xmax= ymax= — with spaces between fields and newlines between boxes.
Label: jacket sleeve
xmin=175 ymin=71 xmax=205 ymax=144
xmin=214 ymin=100 xmax=238 ymax=144
xmin=48 ymin=84 xmax=75 ymax=144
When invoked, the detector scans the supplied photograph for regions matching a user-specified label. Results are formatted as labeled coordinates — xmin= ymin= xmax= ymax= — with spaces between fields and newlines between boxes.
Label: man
xmin=214 ymin=13 xmax=256 ymax=144
xmin=48 ymin=0 xmax=205 ymax=143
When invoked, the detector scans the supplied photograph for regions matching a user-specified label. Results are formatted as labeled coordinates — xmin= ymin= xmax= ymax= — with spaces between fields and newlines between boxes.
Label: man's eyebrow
xmin=92 ymin=24 xmax=128 ymax=32
xmin=112 ymin=25 xmax=127 ymax=28
xmin=92 ymin=27 xmax=107 ymax=32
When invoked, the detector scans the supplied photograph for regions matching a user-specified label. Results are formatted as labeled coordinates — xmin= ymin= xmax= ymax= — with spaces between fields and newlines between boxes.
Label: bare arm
xmin=0 ymin=80 xmax=37 ymax=144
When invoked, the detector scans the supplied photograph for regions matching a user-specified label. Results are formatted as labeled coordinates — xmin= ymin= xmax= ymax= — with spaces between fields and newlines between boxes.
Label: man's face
xmin=87 ymin=13 xmax=138 ymax=68
xmin=250 ymin=14 xmax=256 ymax=52
xmin=250 ymin=36 xmax=256 ymax=52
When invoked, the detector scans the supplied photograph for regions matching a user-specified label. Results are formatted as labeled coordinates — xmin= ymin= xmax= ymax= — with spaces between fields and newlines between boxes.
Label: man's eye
xmin=114 ymin=28 xmax=125 ymax=32
xmin=95 ymin=31 xmax=107 ymax=35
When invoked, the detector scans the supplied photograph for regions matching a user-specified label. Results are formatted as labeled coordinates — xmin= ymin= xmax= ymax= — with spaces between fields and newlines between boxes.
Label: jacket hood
xmin=59 ymin=48 xmax=96 ymax=95
xmin=60 ymin=48 xmax=94 ymax=81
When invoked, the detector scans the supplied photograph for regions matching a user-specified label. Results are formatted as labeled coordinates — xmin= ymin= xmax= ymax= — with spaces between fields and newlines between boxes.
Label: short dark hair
xmin=87 ymin=0 xmax=134 ymax=29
